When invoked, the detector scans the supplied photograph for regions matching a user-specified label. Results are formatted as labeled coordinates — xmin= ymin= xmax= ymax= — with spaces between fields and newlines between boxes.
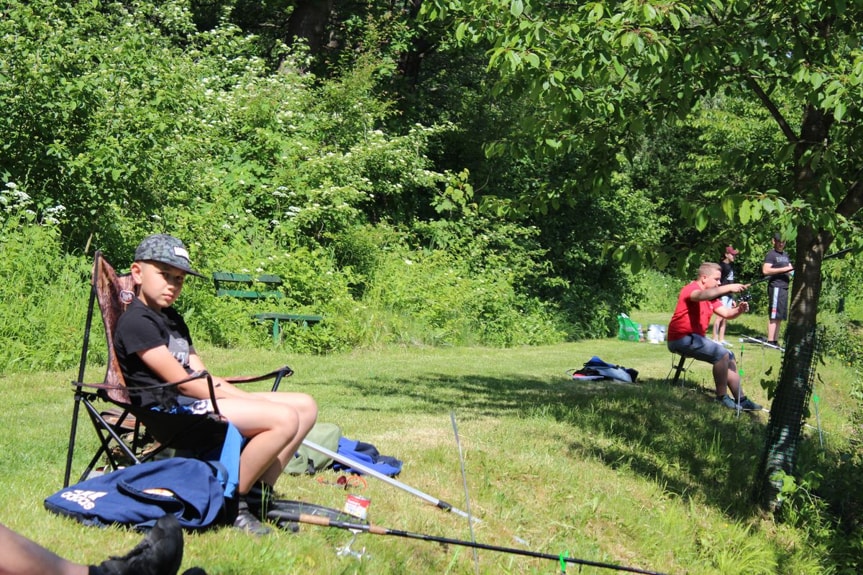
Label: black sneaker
xmin=247 ymin=481 xmax=299 ymax=533
xmin=96 ymin=514 xmax=184 ymax=575
xmin=271 ymin=516 xmax=300 ymax=533
xmin=233 ymin=498 xmax=271 ymax=536
xmin=246 ymin=481 xmax=275 ymax=518
xmin=739 ymin=397 xmax=763 ymax=411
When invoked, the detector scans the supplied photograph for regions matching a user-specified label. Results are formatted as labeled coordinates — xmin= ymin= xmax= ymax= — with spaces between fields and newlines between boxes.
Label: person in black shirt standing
xmin=712 ymin=245 xmax=739 ymax=347
xmin=762 ymin=233 xmax=794 ymax=347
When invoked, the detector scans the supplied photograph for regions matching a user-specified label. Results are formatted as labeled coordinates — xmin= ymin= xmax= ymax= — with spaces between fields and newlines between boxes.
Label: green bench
xmin=213 ymin=272 xmax=323 ymax=343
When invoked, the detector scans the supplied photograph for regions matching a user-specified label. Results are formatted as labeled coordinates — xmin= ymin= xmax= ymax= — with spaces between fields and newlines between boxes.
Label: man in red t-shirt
xmin=667 ymin=262 xmax=762 ymax=411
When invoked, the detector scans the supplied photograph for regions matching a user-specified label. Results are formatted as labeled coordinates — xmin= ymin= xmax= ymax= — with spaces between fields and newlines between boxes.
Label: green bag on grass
xmin=617 ymin=313 xmax=641 ymax=342
xmin=283 ymin=422 xmax=342 ymax=475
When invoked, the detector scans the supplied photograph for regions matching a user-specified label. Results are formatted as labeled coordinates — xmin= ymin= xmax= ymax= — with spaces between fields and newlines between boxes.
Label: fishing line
xmin=451 ymin=411 xmax=479 ymax=574
xmin=736 ymin=339 xmax=744 ymax=417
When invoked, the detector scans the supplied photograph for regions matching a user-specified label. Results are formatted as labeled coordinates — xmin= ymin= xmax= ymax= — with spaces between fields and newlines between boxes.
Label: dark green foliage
xmin=1 ymin=1 xmax=215 ymax=253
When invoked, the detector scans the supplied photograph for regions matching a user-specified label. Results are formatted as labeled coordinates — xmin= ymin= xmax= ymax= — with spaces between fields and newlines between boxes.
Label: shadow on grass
xmin=332 ymin=370 xmax=768 ymax=522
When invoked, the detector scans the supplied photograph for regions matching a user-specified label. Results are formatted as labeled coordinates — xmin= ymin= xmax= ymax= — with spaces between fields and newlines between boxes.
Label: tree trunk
xmin=755 ymin=105 xmax=833 ymax=509
xmin=397 ymin=0 xmax=434 ymax=84
xmin=755 ymin=225 xmax=830 ymax=509
xmin=285 ymin=0 xmax=333 ymax=54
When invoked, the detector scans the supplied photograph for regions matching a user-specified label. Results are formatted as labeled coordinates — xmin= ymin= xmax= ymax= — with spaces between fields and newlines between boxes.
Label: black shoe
xmin=246 ymin=481 xmax=275 ymax=518
xmin=738 ymin=396 xmax=763 ymax=411
xmin=271 ymin=516 xmax=300 ymax=533
xmin=96 ymin=514 xmax=184 ymax=575
xmin=247 ymin=482 xmax=299 ymax=533
xmin=716 ymin=395 xmax=738 ymax=410
xmin=181 ymin=569 xmax=208 ymax=575
xmin=233 ymin=498 xmax=271 ymax=536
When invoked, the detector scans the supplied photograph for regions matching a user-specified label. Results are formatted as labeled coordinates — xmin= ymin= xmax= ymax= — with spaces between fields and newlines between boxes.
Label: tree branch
xmin=836 ymin=178 xmax=863 ymax=219
xmin=745 ymin=75 xmax=798 ymax=143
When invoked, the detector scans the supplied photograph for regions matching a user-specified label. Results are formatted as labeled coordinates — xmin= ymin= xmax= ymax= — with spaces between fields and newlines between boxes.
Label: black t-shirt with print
xmin=114 ymin=299 xmax=194 ymax=409
xmin=764 ymin=249 xmax=792 ymax=289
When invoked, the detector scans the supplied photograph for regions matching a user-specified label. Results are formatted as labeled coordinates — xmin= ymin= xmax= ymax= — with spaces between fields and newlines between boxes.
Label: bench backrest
xmin=213 ymin=272 xmax=283 ymax=300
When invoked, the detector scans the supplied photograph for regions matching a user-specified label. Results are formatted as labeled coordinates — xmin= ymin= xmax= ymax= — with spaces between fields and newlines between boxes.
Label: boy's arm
xmin=714 ymin=300 xmax=749 ymax=319
xmin=762 ymin=252 xmax=793 ymax=275
xmin=186 ymin=351 xmax=250 ymax=399
xmin=762 ymin=261 xmax=794 ymax=275
xmin=136 ymin=346 xmax=230 ymax=399
xmin=690 ymin=283 xmax=749 ymax=302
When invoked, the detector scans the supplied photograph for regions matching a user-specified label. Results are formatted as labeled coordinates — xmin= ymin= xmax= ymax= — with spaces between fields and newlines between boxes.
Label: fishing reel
xmin=734 ymin=290 xmax=753 ymax=311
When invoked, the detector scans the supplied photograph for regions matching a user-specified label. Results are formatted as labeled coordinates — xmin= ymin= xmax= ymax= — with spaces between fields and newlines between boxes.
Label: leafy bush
xmin=361 ymin=245 xmax=563 ymax=347
xmin=0 ymin=182 xmax=90 ymax=372
xmin=637 ymin=269 xmax=682 ymax=313
xmin=179 ymin=235 xmax=356 ymax=354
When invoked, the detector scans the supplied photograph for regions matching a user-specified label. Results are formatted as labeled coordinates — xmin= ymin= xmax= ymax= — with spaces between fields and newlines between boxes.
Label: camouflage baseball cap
xmin=134 ymin=234 xmax=203 ymax=277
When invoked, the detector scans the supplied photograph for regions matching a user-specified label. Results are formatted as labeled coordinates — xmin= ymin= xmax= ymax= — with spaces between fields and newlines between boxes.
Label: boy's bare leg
xmin=712 ymin=355 xmax=743 ymax=400
xmin=712 ymin=354 xmax=730 ymax=397
xmin=217 ymin=398 xmax=300 ymax=494
xmin=250 ymin=392 xmax=318 ymax=486
xmin=768 ymin=318 xmax=781 ymax=342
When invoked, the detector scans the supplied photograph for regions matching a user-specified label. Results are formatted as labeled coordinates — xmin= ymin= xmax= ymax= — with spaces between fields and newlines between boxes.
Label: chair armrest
xmin=73 ymin=370 xmax=223 ymax=415
xmin=224 ymin=365 xmax=293 ymax=392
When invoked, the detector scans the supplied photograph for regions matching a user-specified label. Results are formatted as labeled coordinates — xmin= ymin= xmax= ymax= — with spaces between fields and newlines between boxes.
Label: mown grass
xmin=0 ymin=310 xmax=853 ymax=574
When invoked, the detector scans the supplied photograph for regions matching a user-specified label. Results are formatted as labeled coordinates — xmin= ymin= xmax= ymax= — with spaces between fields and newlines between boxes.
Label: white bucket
xmin=647 ymin=324 xmax=666 ymax=344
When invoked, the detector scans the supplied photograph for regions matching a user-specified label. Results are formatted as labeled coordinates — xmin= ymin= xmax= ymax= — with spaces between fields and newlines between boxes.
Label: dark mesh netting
xmin=755 ymin=326 xmax=822 ymax=510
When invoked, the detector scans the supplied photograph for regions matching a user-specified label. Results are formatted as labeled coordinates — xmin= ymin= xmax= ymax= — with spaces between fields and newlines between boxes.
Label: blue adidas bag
xmin=45 ymin=457 xmax=227 ymax=529
xmin=45 ymin=424 xmax=244 ymax=530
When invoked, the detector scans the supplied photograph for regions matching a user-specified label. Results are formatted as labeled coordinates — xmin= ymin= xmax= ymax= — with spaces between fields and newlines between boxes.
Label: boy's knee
xmin=268 ymin=405 xmax=300 ymax=434
xmin=297 ymin=394 xmax=318 ymax=416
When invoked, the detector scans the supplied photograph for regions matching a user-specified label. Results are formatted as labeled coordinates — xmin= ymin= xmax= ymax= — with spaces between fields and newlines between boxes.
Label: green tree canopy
xmin=423 ymin=0 xmax=863 ymax=507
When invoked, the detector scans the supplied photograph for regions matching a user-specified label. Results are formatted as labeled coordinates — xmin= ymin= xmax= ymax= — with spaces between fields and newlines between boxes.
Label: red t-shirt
xmin=667 ymin=281 xmax=720 ymax=341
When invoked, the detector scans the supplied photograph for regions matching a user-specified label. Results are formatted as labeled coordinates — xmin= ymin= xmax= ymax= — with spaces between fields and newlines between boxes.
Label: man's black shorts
xmin=768 ymin=286 xmax=788 ymax=320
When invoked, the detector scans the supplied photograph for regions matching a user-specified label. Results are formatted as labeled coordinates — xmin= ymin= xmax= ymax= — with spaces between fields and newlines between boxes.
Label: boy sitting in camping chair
xmin=114 ymin=234 xmax=318 ymax=536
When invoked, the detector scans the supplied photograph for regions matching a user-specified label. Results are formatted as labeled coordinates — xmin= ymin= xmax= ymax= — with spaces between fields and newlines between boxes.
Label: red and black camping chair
xmin=63 ymin=251 xmax=293 ymax=487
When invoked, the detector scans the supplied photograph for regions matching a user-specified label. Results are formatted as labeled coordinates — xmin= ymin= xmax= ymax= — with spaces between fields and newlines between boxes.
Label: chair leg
xmin=64 ymin=394 xmax=85 ymax=488
xmin=668 ymin=354 xmax=687 ymax=386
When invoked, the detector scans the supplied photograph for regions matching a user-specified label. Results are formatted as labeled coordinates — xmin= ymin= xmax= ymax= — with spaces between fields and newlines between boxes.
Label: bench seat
xmin=213 ymin=272 xmax=322 ymax=343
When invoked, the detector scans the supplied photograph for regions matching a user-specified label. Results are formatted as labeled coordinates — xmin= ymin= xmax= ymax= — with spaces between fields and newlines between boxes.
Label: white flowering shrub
xmin=0 ymin=181 xmax=89 ymax=371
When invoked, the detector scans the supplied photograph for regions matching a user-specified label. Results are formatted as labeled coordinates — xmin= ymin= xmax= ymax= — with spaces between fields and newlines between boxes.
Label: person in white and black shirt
xmin=712 ymin=245 xmax=739 ymax=347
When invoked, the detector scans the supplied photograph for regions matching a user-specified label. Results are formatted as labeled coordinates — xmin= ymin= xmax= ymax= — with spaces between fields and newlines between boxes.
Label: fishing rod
xmin=824 ymin=247 xmax=852 ymax=261
xmin=744 ymin=275 xmax=771 ymax=289
xmin=738 ymin=276 xmax=768 ymax=304
xmin=267 ymin=509 xmax=670 ymax=575
xmin=450 ymin=411 xmax=479 ymax=574
xmin=740 ymin=246 xmax=853 ymax=296
xmin=302 ymin=439 xmax=478 ymax=523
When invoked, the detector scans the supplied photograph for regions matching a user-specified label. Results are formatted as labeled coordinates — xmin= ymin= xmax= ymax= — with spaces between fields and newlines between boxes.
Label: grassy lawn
xmin=0 ymin=311 xmax=851 ymax=574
